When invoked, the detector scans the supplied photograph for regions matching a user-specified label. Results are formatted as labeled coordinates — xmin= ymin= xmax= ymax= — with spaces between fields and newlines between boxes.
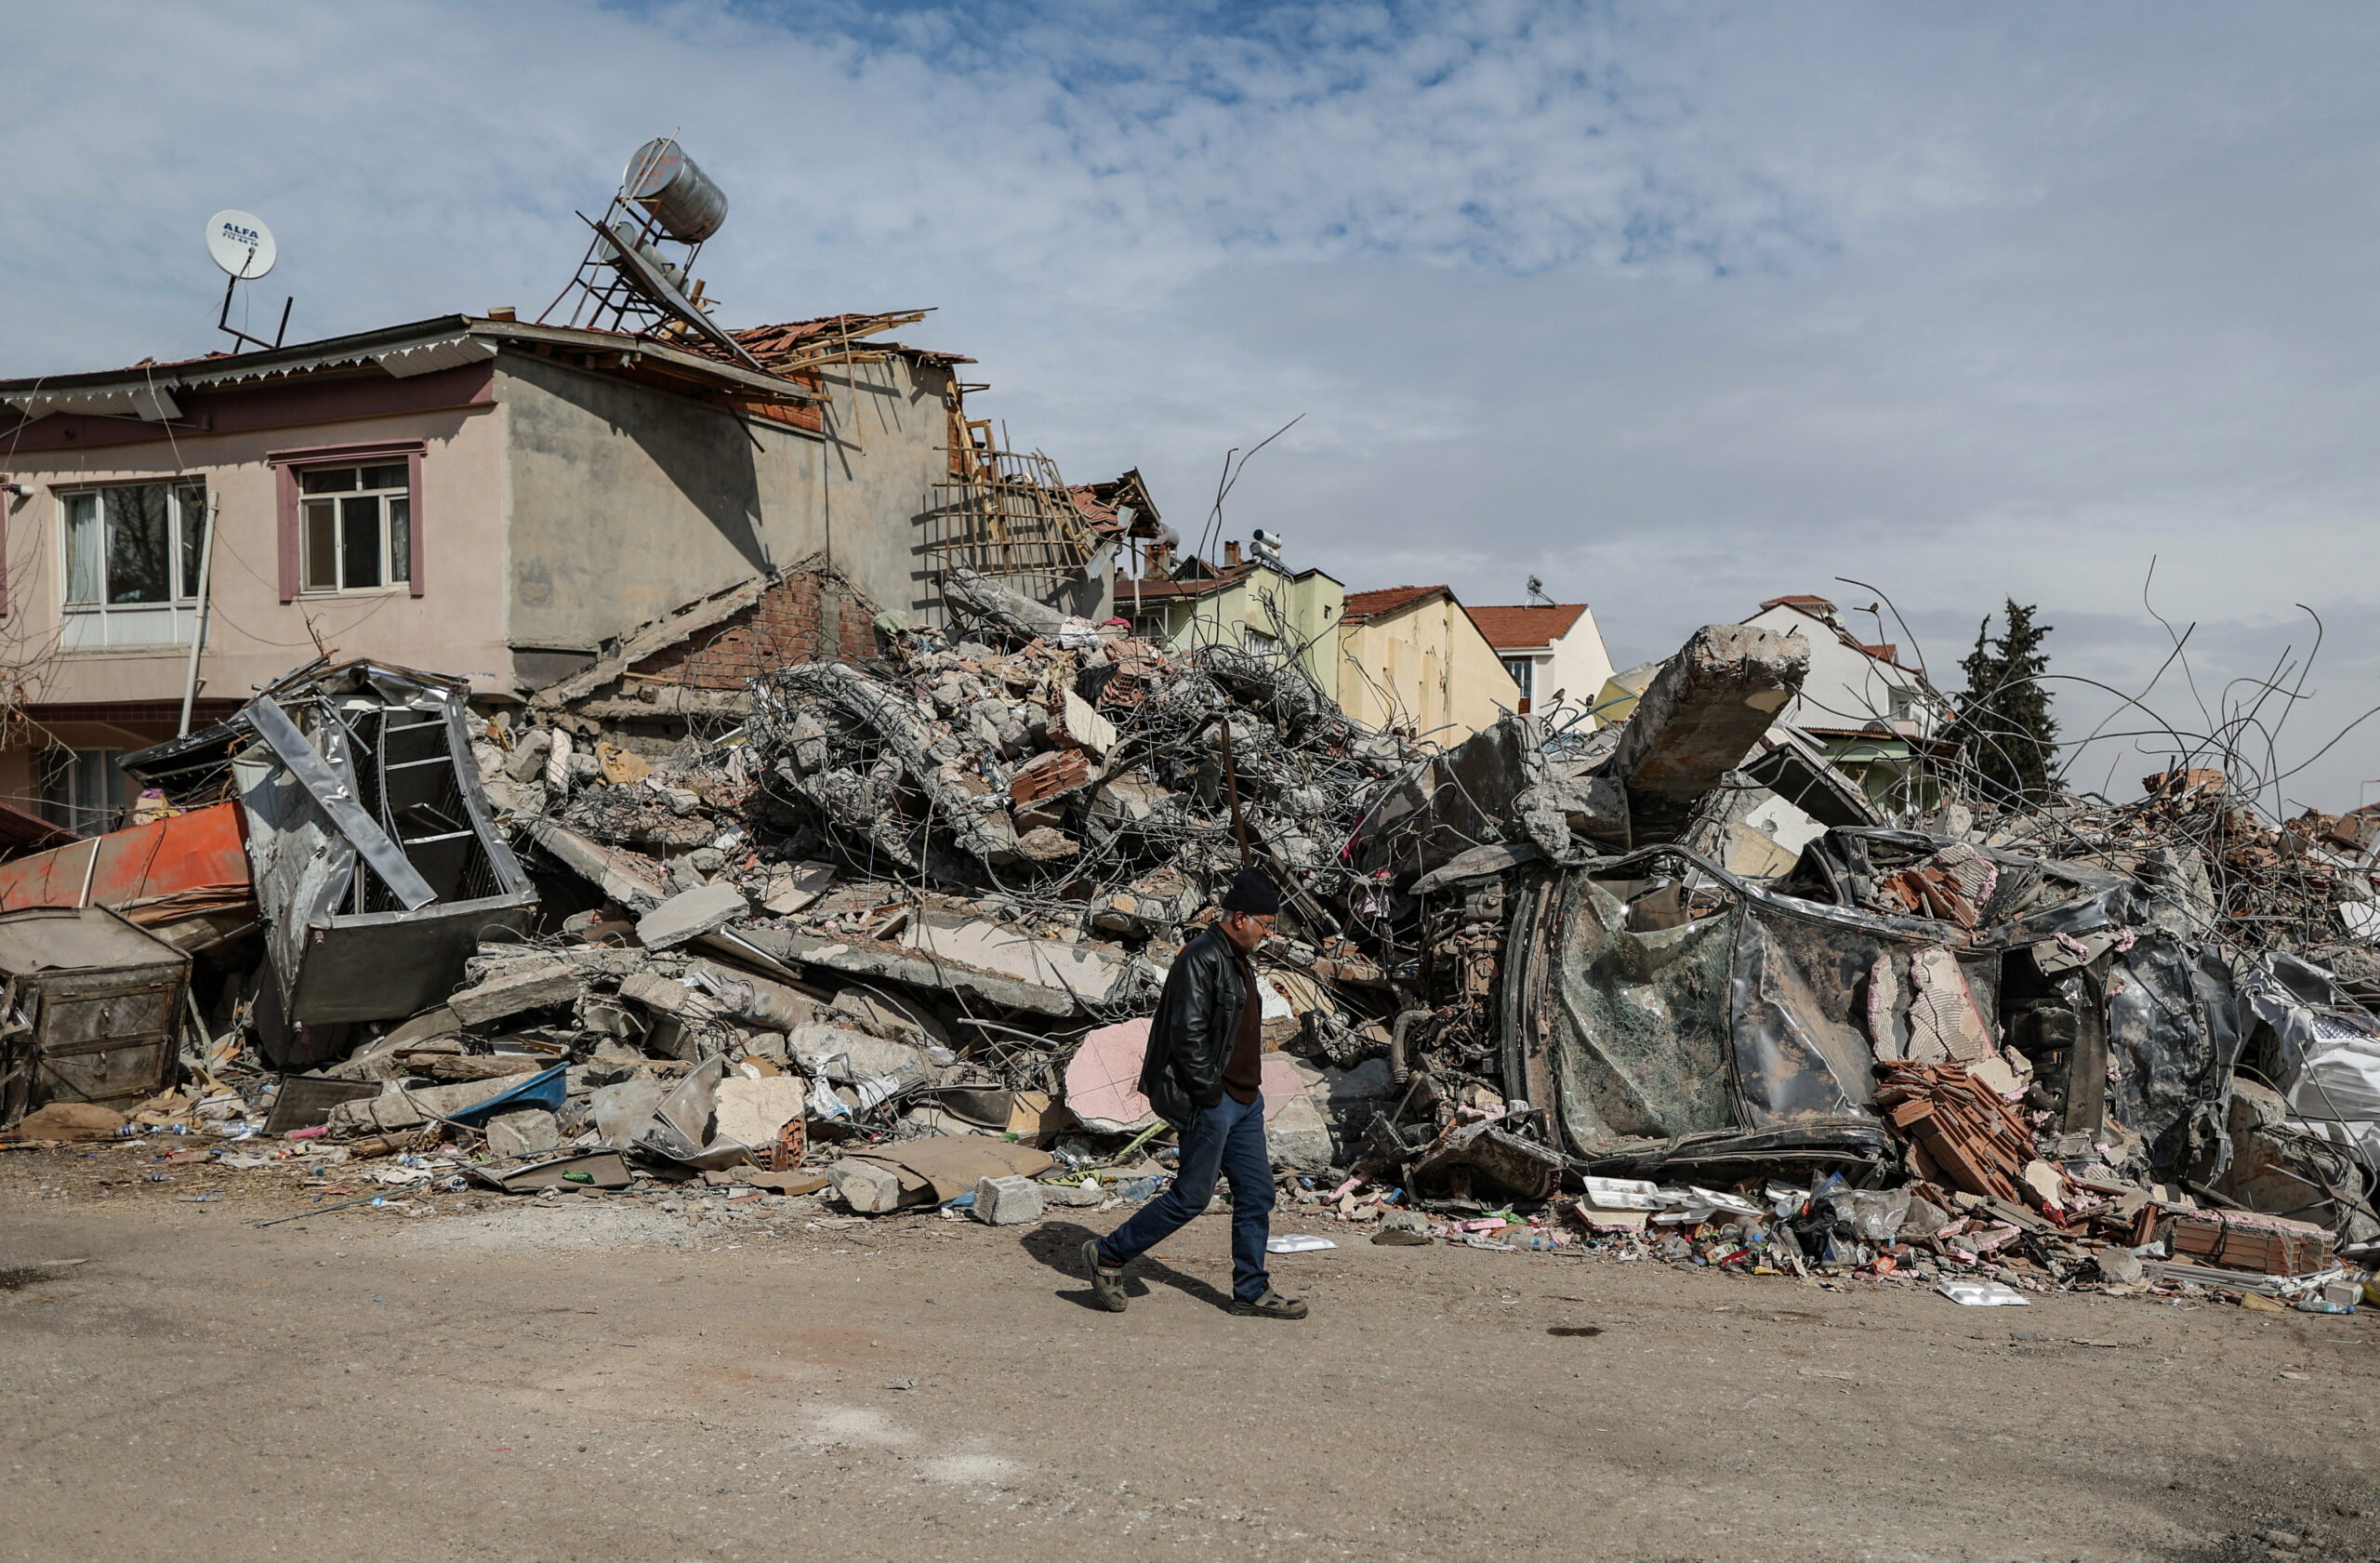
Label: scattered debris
xmin=2 ymin=589 xmax=2372 ymax=1332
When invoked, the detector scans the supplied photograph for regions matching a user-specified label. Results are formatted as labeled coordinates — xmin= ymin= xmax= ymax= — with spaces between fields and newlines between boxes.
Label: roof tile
xmin=1465 ymin=603 xmax=1587 ymax=650
xmin=1342 ymin=585 xmax=1447 ymax=622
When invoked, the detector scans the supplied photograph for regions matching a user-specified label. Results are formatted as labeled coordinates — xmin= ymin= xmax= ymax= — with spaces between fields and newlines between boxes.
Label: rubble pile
xmin=3 ymin=592 xmax=2377 ymax=1320
xmin=1997 ymin=767 xmax=2379 ymax=957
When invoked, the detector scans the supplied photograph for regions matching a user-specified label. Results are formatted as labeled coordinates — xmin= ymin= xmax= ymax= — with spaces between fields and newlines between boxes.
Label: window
xmin=298 ymin=463 xmax=411 ymax=591
xmin=1243 ymin=628 xmax=1279 ymax=657
xmin=1501 ymin=656 xmax=1535 ymax=709
xmin=60 ymin=482 xmax=207 ymax=649
xmin=38 ymin=748 xmax=127 ymax=837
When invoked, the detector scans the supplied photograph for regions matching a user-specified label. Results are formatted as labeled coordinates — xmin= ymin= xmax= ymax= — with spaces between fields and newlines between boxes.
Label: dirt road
xmin=4 ymin=1164 xmax=2375 ymax=1562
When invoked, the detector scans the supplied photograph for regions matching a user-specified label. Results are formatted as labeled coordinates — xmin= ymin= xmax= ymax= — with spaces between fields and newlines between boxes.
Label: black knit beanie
xmin=1219 ymin=867 xmax=1281 ymax=916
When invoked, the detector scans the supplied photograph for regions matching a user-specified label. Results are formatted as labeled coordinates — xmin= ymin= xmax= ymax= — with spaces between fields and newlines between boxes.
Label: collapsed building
xmin=3 ymin=574 xmax=2373 ymax=1314
xmin=3 ymin=143 xmax=2373 ymax=1314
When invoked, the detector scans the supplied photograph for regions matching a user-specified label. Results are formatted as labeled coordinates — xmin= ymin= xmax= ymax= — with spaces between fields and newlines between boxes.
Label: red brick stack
xmin=1873 ymin=1060 xmax=2040 ymax=1208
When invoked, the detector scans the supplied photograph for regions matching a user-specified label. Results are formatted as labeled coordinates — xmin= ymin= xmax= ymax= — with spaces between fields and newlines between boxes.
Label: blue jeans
xmin=1097 ymin=1093 xmax=1275 ymax=1303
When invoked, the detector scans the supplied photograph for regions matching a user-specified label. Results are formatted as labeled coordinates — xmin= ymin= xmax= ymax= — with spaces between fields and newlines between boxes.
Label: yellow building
xmin=1117 ymin=546 xmax=1344 ymax=703
xmin=1337 ymin=586 xmax=1523 ymax=748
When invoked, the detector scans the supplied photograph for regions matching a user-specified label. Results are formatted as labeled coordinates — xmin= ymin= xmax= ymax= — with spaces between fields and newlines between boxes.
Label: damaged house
xmin=3 ymin=143 xmax=2371 ymax=1315
xmin=1742 ymin=594 xmax=1955 ymax=809
xmin=1115 ymin=540 xmax=1346 ymax=707
xmin=0 ymin=307 xmax=1121 ymax=830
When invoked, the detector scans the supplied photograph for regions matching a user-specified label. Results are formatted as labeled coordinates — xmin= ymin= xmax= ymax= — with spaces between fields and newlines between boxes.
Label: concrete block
xmin=1266 ymin=1093 xmax=1337 ymax=1172
xmin=448 ymin=961 xmax=588 ymax=1027
xmin=591 ymin=1077 xmax=669 ymax=1149
xmin=714 ymin=1076 xmax=806 ymax=1149
xmin=761 ymin=860 xmax=836 ymax=917
xmin=971 ymin=1173 xmax=1046 ymax=1225
xmin=1608 ymin=622 xmax=1810 ymax=841
xmin=901 ymin=916 xmax=1125 ymax=1002
xmin=635 ymin=881 xmax=750 ymax=950
xmin=618 ymin=971 xmax=708 ymax=1020
xmin=2096 ymin=1247 xmax=2145 ymax=1285
xmin=503 ymin=728 xmax=551 ymax=782
xmin=328 ymin=1074 xmax=524 ymax=1134
xmin=789 ymin=1024 xmax=926 ymax=1084
xmin=484 ymin=1108 xmax=562 ymax=1159
xmin=829 ymin=1159 xmax=904 ymax=1214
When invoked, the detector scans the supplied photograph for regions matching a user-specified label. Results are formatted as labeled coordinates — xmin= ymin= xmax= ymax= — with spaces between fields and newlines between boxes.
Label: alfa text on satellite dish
xmin=205 ymin=210 xmax=276 ymax=280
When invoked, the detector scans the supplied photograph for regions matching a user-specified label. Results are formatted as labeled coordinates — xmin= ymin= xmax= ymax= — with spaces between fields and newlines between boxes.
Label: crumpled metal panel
xmin=2105 ymin=930 xmax=2240 ymax=1174
xmin=227 ymin=662 xmax=536 ymax=1047
xmin=2243 ymin=952 xmax=2380 ymax=1132
xmin=1727 ymin=910 xmax=1883 ymax=1128
xmin=1521 ymin=851 xmax=2003 ymax=1159
xmin=1539 ymin=876 xmax=1737 ymax=1147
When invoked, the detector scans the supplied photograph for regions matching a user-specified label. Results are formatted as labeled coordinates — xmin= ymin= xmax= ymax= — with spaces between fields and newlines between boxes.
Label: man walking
xmin=1084 ymin=867 xmax=1308 ymax=1319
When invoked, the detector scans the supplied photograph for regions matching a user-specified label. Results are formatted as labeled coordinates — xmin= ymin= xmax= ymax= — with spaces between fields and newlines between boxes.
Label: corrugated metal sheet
xmin=0 ymin=802 xmax=253 ymax=923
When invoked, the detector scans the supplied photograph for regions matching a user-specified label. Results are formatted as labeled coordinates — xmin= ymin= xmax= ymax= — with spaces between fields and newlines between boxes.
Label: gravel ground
xmin=4 ymin=1146 xmax=2378 ymax=1563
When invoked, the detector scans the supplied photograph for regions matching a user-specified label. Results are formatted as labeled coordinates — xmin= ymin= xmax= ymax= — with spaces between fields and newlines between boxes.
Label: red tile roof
xmin=1342 ymin=585 xmax=1448 ymax=623
xmin=1113 ymin=562 xmax=1260 ymax=602
xmin=1465 ymin=603 xmax=1586 ymax=651
xmin=1761 ymin=594 xmax=1836 ymax=613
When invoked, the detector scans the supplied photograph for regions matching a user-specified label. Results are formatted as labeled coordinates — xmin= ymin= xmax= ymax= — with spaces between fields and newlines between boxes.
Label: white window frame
xmin=39 ymin=747 xmax=127 ymax=837
xmin=1501 ymin=656 xmax=1536 ymax=702
xmin=59 ymin=480 xmax=207 ymax=651
xmin=297 ymin=461 xmax=413 ymax=595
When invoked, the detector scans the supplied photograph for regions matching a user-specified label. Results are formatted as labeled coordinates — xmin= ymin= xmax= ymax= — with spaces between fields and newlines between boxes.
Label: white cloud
xmin=7 ymin=0 xmax=2379 ymax=806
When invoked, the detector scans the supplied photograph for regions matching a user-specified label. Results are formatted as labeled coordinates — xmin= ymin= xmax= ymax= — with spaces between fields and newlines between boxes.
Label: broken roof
xmin=0 ymin=308 xmax=972 ymax=423
xmin=1466 ymin=603 xmax=1589 ymax=651
xmin=1068 ymin=470 xmax=1162 ymax=536
xmin=1117 ymin=559 xmax=1312 ymax=603
xmin=721 ymin=312 xmax=972 ymax=372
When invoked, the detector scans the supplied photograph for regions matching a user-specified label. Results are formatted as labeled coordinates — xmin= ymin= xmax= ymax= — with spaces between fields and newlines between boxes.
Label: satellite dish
xmin=205 ymin=210 xmax=277 ymax=280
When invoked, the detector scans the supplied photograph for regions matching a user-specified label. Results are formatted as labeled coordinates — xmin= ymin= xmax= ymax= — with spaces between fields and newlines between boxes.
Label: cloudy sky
xmin=8 ymin=1 xmax=2379 ymax=811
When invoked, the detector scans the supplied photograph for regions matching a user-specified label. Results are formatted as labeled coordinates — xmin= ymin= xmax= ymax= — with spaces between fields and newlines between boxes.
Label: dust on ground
xmin=6 ymin=1150 xmax=2378 ymax=1563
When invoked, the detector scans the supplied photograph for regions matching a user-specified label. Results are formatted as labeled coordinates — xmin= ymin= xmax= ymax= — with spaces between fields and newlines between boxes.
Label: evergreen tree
xmin=1958 ymin=600 xmax=2058 ymax=804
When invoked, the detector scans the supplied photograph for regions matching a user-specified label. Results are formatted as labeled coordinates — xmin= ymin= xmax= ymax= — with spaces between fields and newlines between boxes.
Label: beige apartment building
xmin=1336 ymin=584 xmax=1522 ymax=748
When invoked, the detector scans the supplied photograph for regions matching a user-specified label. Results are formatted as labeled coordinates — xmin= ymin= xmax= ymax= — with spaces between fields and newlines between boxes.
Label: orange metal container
xmin=0 ymin=802 xmax=253 ymax=925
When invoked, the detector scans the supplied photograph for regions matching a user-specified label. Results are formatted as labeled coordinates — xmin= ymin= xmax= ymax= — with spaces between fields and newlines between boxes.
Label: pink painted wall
xmin=0 ymin=377 xmax=511 ymax=716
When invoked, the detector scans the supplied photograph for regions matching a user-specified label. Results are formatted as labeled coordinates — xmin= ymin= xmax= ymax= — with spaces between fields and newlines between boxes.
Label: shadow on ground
xmin=1019 ymin=1219 xmax=1237 ymax=1313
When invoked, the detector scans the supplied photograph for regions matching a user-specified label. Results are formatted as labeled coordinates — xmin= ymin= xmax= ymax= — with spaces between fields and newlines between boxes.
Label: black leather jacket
xmin=1138 ymin=923 xmax=1250 ymax=1129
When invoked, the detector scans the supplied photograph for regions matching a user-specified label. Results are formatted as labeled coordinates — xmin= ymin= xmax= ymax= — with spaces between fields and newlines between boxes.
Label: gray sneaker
xmin=1229 ymin=1290 xmax=1308 ymax=1320
xmin=1083 ymin=1238 xmax=1128 ymax=1313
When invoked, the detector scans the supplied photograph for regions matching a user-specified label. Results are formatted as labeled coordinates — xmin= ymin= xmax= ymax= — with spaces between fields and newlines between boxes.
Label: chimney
xmin=1223 ymin=540 xmax=1242 ymax=567
xmin=487 ymin=306 xmax=517 ymax=322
